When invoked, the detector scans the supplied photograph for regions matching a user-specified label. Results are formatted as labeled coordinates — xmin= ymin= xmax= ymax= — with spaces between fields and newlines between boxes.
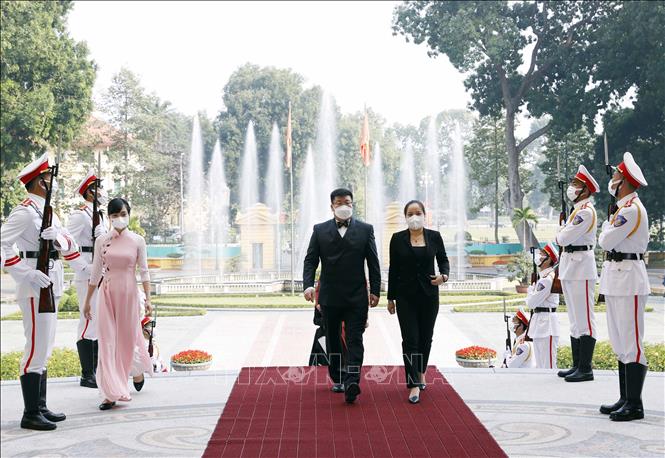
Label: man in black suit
xmin=303 ymin=188 xmax=381 ymax=404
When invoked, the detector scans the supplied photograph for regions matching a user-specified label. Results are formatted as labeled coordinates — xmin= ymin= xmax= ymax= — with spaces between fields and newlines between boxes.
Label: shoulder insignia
xmin=516 ymin=347 xmax=524 ymax=356
xmin=614 ymin=214 xmax=628 ymax=227
xmin=80 ymin=205 xmax=87 ymax=210
xmin=572 ymin=215 xmax=584 ymax=225
xmin=625 ymin=197 xmax=637 ymax=208
xmin=20 ymin=198 xmax=33 ymax=207
xmin=537 ymin=282 xmax=546 ymax=291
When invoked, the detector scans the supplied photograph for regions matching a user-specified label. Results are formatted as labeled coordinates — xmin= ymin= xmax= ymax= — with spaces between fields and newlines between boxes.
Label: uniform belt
xmin=20 ymin=251 xmax=60 ymax=260
xmin=80 ymin=246 xmax=94 ymax=253
xmin=563 ymin=245 xmax=593 ymax=252
xmin=605 ymin=251 xmax=644 ymax=262
xmin=533 ymin=307 xmax=556 ymax=313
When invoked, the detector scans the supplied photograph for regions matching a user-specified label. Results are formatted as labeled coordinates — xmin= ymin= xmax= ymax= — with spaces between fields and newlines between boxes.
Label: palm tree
xmin=512 ymin=207 xmax=538 ymax=252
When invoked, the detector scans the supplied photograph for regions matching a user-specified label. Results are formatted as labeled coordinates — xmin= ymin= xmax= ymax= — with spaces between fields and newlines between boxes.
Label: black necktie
xmin=336 ymin=220 xmax=349 ymax=228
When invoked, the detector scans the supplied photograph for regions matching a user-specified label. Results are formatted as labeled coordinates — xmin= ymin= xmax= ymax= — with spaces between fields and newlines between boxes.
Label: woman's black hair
xmin=403 ymin=199 xmax=426 ymax=216
xmin=108 ymin=197 xmax=131 ymax=216
xmin=330 ymin=188 xmax=353 ymax=202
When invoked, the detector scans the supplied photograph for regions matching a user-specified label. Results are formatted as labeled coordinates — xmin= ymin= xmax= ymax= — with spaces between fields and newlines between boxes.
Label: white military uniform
xmin=526 ymin=266 xmax=560 ymax=369
xmin=505 ymin=334 xmax=536 ymax=368
xmin=599 ymin=191 xmax=649 ymax=365
xmin=556 ymin=197 xmax=598 ymax=338
xmin=67 ymin=201 xmax=107 ymax=341
xmin=1 ymin=194 xmax=85 ymax=374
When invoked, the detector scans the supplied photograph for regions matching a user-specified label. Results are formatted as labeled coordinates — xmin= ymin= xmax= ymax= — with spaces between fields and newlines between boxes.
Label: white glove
xmin=94 ymin=224 xmax=106 ymax=238
xmin=81 ymin=263 xmax=93 ymax=276
xmin=27 ymin=270 xmax=52 ymax=292
xmin=503 ymin=350 xmax=512 ymax=361
xmin=41 ymin=226 xmax=61 ymax=241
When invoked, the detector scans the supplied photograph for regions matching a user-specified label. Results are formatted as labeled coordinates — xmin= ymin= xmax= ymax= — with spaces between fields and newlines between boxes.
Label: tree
xmin=1 ymin=0 xmax=96 ymax=216
xmin=511 ymin=207 xmax=538 ymax=252
xmin=393 ymin=1 xmax=617 ymax=249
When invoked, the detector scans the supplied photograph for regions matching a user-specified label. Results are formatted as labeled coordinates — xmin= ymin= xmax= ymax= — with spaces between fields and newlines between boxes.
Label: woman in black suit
xmin=387 ymin=200 xmax=449 ymax=404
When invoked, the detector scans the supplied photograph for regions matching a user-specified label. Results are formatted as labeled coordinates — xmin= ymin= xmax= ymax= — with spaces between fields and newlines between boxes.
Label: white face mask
xmin=43 ymin=179 xmax=58 ymax=195
xmin=608 ymin=179 xmax=622 ymax=197
xmin=111 ymin=215 xmax=129 ymax=230
xmin=407 ymin=214 xmax=424 ymax=230
xmin=535 ymin=253 xmax=546 ymax=266
xmin=566 ymin=185 xmax=581 ymax=202
xmin=333 ymin=205 xmax=352 ymax=221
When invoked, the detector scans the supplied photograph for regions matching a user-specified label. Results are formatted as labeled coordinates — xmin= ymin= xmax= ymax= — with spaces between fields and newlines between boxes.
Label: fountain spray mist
xmin=266 ymin=123 xmax=284 ymax=271
xmin=239 ymin=120 xmax=259 ymax=212
xmin=184 ymin=115 xmax=205 ymax=273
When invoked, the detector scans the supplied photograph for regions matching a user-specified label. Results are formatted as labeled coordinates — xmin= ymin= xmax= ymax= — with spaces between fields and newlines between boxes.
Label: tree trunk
xmin=505 ymin=111 xmax=538 ymax=250
xmin=493 ymin=122 xmax=499 ymax=244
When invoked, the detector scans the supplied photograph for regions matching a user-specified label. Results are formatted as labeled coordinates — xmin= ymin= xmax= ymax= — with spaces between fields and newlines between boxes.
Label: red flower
xmin=455 ymin=346 xmax=497 ymax=360
xmin=171 ymin=349 xmax=212 ymax=364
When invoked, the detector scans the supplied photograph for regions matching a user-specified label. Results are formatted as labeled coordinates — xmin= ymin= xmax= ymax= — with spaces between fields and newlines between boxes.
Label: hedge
xmin=1 ymin=348 xmax=81 ymax=381
xmin=557 ymin=341 xmax=664 ymax=372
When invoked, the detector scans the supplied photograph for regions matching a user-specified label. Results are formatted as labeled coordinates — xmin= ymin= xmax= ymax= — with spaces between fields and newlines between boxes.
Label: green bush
xmin=58 ymin=285 xmax=79 ymax=312
xmin=1 ymin=348 xmax=81 ymax=381
xmin=557 ymin=341 xmax=664 ymax=372
xmin=469 ymin=250 xmax=487 ymax=255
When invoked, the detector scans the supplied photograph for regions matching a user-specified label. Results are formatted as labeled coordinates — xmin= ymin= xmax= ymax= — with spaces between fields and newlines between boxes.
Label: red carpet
xmin=203 ymin=366 xmax=506 ymax=458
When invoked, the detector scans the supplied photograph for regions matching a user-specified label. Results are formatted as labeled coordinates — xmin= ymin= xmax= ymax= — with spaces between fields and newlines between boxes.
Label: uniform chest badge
xmin=572 ymin=215 xmax=584 ymax=225
xmin=614 ymin=214 xmax=628 ymax=227
xmin=537 ymin=283 xmax=546 ymax=291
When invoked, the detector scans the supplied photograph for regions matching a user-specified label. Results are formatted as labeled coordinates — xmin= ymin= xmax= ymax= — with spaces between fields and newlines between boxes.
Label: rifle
xmin=91 ymin=152 xmax=102 ymax=259
xmin=557 ymin=153 xmax=567 ymax=226
xmin=501 ymin=299 xmax=512 ymax=367
xmin=36 ymin=163 xmax=59 ymax=313
xmin=148 ymin=304 xmax=156 ymax=358
xmin=529 ymin=246 xmax=538 ymax=285
xmin=598 ymin=132 xmax=616 ymax=304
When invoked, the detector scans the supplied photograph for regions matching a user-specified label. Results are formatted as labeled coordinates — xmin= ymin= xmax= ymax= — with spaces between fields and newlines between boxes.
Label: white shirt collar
xmin=540 ymin=266 xmax=554 ymax=278
xmin=574 ymin=197 xmax=592 ymax=209
xmin=27 ymin=193 xmax=45 ymax=209
xmin=616 ymin=191 xmax=638 ymax=207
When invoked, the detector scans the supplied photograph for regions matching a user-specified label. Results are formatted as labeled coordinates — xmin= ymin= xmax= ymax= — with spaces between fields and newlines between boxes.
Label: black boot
xmin=77 ymin=339 xmax=97 ymax=388
xmin=19 ymin=373 xmax=56 ymax=431
xmin=610 ymin=363 xmax=647 ymax=421
xmin=558 ymin=336 xmax=579 ymax=378
xmin=600 ymin=361 xmax=626 ymax=414
xmin=565 ymin=335 xmax=595 ymax=382
xmin=39 ymin=370 xmax=66 ymax=422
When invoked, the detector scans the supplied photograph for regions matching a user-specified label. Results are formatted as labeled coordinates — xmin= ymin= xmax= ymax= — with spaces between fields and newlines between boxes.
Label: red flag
xmin=285 ymin=102 xmax=292 ymax=170
xmin=360 ymin=110 xmax=370 ymax=167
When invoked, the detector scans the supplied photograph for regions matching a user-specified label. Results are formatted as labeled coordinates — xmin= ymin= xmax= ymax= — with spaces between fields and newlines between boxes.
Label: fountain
xmin=398 ymin=140 xmax=417 ymax=205
xmin=266 ymin=123 xmax=284 ymax=271
xmin=314 ymin=91 xmax=337 ymax=223
xmin=448 ymin=123 xmax=467 ymax=280
xmin=296 ymin=145 xmax=318 ymax=270
xmin=426 ymin=116 xmax=442 ymax=228
xmin=239 ymin=120 xmax=259 ymax=212
xmin=184 ymin=115 xmax=205 ymax=273
xmin=208 ymin=140 xmax=229 ymax=277
xmin=367 ymin=141 xmax=385 ymax=266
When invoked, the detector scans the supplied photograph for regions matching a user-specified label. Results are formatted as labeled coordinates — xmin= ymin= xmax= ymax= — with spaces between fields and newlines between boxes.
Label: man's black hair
xmin=330 ymin=188 xmax=353 ymax=203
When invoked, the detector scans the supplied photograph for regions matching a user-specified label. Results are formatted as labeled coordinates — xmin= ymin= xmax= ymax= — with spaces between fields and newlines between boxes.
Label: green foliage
xmin=129 ymin=214 xmax=146 ymax=237
xmin=1 ymin=348 xmax=80 ymax=380
xmin=557 ymin=342 xmax=665 ymax=372
xmin=0 ymin=0 xmax=96 ymax=217
xmin=57 ymin=285 xmax=78 ymax=312
xmin=507 ymin=252 xmax=532 ymax=285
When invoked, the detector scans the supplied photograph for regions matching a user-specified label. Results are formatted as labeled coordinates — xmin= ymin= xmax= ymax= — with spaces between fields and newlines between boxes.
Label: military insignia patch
xmin=572 ymin=215 xmax=584 ymax=225
xmin=537 ymin=283 xmax=546 ymax=291
xmin=614 ymin=214 xmax=628 ymax=227
xmin=516 ymin=347 xmax=524 ymax=355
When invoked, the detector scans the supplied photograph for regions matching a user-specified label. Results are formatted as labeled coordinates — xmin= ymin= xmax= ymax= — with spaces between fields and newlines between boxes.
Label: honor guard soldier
xmin=503 ymin=309 xmax=536 ymax=369
xmin=67 ymin=170 xmax=108 ymax=388
xmin=1 ymin=153 xmax=87 ymax=430
xmin=526 ymin=243 xmax=561 ymax=369
xmin=599 ymin=152 xmax=650 ymax=422
xmin=555 ymin=165 xmax=599 ymax=382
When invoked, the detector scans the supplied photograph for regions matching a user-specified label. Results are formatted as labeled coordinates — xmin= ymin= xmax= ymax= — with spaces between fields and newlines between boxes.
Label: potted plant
xmin=507 ymin=252 xmax=532 ymax=293
xmin=170 ymin=349 xmax=213 ymax=371
xmin=455 ymin=346 xmax=497 ymax=368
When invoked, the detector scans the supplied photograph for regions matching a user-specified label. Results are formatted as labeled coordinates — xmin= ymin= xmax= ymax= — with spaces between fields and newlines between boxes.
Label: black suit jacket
xmin=302 ymin=218 xmax=381 ymax=307
xmin=387 ymin=229 xmax=450 ymax=300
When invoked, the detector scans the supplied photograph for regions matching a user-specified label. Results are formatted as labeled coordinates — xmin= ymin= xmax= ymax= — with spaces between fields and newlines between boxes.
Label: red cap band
xmin=78 ymin=175 xmax=97 ymax=196
xmin=544 ymin=244 xmax=558 ymax=263
xmin=19 ymin=161 xmax=49 ymax=185
xmin=617 ymin=162 xmax=641 ymax=188
xmin=574 ymin=171 xmax=597 ymax=193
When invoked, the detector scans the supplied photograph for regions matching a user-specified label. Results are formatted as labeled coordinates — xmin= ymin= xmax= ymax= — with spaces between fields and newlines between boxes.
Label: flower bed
xmin=455 ymin=346 xmax=497 ymax=368
xmin=171 ymin=349 xmax=213 ymax=371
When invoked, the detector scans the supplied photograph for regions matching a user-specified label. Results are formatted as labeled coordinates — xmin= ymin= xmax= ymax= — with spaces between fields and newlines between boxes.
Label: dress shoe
xmin=99 ymin=401 xmax=116 ymax=411
xmin=345 ymin=383 xmax=360 ymax=404
xmin=408 ymin=394 xmax=420 ymax=404
xmin=331 ymin=383 xmax=344 ymax=393
xmin=133 ymin=377 xmax=145 ymax=392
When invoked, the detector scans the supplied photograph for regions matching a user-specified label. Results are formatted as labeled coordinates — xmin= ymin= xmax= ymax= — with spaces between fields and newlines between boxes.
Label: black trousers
xmin=323 ymin=304 xmax=368 ymax=386
xmin=396 ymin=291 xmax=439 ymax=388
